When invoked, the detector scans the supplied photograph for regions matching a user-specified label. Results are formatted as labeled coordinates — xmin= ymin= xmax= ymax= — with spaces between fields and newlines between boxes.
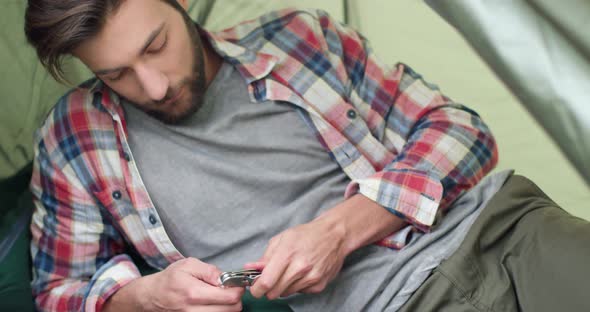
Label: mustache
xmin=153 ymin=78 xmax=191 ymax=106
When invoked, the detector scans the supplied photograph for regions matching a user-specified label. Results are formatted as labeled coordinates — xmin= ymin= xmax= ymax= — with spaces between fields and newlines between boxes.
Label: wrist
xmin=317 ymin=194 xmax=407 ymax=254
xmin=313 ymin=212 xmax=350 ymax=255
xmin=102 ymin=276 xmax=146 ymax=312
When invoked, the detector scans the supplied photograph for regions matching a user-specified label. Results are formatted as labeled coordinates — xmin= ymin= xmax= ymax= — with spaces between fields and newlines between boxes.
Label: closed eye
xmin=106 ymin=69 xmax=126 ymax=82
xmin=148 ymin=35 xmax=168 ymax=54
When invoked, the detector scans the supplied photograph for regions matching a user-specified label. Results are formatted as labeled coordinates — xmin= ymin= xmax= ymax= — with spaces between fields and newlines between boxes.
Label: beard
xmin=145 ymin=18 xmax=207 ymax=124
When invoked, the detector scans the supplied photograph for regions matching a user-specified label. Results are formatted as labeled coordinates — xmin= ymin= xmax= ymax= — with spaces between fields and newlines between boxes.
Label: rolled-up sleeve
xmin=315 ymin=10 xmax=498 ymax=245
xmin=349 ymin=64 xmax=498 ymax=233
xmin=30 ymin=128 xmax=140 ymax=312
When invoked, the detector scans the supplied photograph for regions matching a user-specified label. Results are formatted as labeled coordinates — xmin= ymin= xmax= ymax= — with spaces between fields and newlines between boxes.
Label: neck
xmin=201 ymin=34 xmax=223 ymax=88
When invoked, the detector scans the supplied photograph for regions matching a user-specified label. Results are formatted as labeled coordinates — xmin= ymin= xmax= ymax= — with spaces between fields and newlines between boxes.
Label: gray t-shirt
xmin=123 ymin=61 xmax=511 ymax=311
xmin=123 ymin=62 xmax=350 ymax=269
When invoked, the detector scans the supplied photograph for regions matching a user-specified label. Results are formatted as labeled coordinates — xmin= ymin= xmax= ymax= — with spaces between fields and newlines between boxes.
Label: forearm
xmin=102 ymin=277 xmax=145 ymax=312
xmin=315 ymin=194 xmax=407 ymax=255
xmin=32 ymin=264 xmax=142 ymax=312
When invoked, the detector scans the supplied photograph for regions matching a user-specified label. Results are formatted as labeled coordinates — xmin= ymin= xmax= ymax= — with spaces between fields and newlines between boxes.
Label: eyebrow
xmin=94 ymin=22 xmax=166 ymax=75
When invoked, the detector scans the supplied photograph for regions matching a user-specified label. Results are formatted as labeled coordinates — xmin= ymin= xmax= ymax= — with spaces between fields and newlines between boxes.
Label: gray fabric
xmin=123 ymin=61 xmax=512 ymax=311
xmin=285 ymin=170 xmax=512 ymax=311
xmin=123 ymin=62 xmax=351 ymax=270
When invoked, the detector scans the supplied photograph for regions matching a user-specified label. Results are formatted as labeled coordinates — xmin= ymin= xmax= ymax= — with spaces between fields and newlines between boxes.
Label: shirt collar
xmin=198 ymin=24 xmax=279 ymax=85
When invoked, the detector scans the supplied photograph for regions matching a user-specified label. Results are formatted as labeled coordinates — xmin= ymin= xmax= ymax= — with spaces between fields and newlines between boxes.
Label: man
xmin=24 ymin=0 xmax=589 ymax=311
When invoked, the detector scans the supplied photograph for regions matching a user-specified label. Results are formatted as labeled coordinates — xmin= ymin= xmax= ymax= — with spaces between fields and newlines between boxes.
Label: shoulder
xmin=35 ymin=78 xmax=116 ymax=158
xmin=215 ymin=8 xmax=338 ymax=46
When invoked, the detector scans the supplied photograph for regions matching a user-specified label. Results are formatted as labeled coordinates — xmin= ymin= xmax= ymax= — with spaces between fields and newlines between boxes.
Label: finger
xmin=187 ymin=282 xmax=245 ymax=306
xmin=248 ymin=254 xmax=289 ymax=299
xmin=281 ymin=269 xmax=327 ymax=297
xmin=299 ymin=279 xmax=329 ymax=295
xmin=182 ymin=258 xmax=223 ymax=286
xmin=282 ymin=278 xmax=311 ymax=297
xmin=243 ymin=261 xmax=266 ymax=271
xmin=266 ymin=272 xmax=303 ymax=300
xmin=266 ymin=259 xmax=313 ymax=300
xmin=305 ymin=266 xmax=341 ymax=295
xmin=188 ymin=301 xmax=243 ymax=312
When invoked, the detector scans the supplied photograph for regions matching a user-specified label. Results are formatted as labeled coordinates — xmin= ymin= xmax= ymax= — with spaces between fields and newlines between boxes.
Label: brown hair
xmin=24 ymin=0 xmax=184 ymax=83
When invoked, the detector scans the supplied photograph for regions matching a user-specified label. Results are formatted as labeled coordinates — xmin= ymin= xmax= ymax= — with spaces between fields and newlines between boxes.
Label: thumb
xmin=183 ymin=258 xmax=223 ymax=286
xmin=202 ymin=267 xmax=223 ymax=287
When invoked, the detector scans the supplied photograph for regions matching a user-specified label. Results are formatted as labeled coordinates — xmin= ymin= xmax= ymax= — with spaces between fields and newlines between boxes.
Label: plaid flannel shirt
xmin=30 ymin=8 xmax=498 ymax=311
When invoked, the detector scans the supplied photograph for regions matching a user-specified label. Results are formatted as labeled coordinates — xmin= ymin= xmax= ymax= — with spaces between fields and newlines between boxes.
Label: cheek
xmin=175 ymin=41 xmax=195 ymax=79
xmin=107 ymin=80 xmax=148 ymax=104
xmin=171 ymin=29 xmax=197 ymax=78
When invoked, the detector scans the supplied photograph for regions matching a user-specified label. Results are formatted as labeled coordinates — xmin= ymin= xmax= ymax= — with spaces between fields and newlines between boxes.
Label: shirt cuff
xmin=376 ymin=225 xmax=414 ymax=249
xmin=83 ymin=254 xmax=141 ymax=312
xmin=345 ymin=169 xmax=443 ymax=234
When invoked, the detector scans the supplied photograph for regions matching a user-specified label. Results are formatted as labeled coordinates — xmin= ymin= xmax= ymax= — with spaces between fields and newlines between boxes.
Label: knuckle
xmin=256 ymin=279 xmax=272 ymax=292
xmin=313 ymin=282 xmax=327 ymax=293
xmin=175 ymin=258 xmax=191 ymax=270
xmin=186 ymin=257 xmax=202 ymax=266
xmin=208 ymin=271 xmax=220 ymax=284
xmin=266 ymin=291 xmax=279 ymax=300
xmin=307 ymin=272 xmax=323 ymax=284
xmin=305 ymin=283 xmax=326 ymax=294
xmin=308 ymin=287 xmax=322 ymax=294
xmin=295 ymin=260 xmax=313 ymax=273
xmin=185 ymin=287 xmax=202 ymax=302
xmin=169 ymin=270 xmax=183 ymax=283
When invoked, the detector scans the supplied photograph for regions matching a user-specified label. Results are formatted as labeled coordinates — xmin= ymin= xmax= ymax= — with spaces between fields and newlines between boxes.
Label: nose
xmin=135 ymin=63 xmax=169 ymax=101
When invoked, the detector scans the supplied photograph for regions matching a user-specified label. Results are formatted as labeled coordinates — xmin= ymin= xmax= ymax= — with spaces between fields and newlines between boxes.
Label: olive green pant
xmin=399 ymin=175 xmax=590 ymax=312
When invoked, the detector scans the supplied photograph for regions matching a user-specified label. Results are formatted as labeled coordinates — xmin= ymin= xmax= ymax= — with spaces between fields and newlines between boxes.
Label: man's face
xmin=74 ymin=0 xmax=207 ymax=124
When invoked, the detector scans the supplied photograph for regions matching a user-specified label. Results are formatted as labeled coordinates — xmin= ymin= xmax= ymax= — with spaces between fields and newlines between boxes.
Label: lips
xmin=161 ymin=86 xmax=185 ymax=108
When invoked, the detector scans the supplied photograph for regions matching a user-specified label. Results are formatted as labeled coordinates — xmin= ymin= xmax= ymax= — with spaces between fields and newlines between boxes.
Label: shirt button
xmin=346 ymin=109 xmax=357 ymax=119
xmin=112 ymin=190 xmax=122 ymax=200
xmin=149 ymin=214 xmax=158 ymax=225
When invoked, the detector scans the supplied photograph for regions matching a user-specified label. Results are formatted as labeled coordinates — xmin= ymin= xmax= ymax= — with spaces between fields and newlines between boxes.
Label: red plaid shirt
xmin=30 ymin=9 xmax=498 ymax=311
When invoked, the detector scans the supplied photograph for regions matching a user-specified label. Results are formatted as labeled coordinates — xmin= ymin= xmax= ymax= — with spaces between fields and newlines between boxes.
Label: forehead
xmin=73 ymin=0 xmax=175 ymax=69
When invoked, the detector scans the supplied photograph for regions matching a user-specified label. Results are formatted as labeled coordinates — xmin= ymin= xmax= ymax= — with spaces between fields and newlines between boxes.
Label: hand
xmin=105 ymin=257 xmax=245 ymax=312
xmin=244 ymin=217 xmax=348 ymax=300
xmin=244 ymin=194 xmax=407 ymax=300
